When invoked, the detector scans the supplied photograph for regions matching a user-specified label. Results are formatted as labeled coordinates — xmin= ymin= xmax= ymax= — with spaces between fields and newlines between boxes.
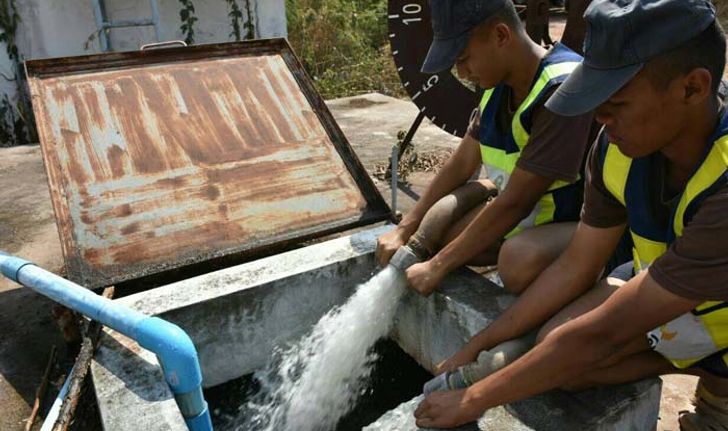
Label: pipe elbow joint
xmin=135 ymin=316 xmax=203 ymax=394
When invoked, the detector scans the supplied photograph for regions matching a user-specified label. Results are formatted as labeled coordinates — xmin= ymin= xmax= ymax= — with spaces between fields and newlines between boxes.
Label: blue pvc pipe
xmin=0 ymin=252 xmax=213 ymax=431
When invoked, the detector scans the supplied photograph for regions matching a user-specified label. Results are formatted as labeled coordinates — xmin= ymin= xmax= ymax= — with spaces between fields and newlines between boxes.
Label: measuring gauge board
xmin=388 ymin=0 xmax=484 ymax=138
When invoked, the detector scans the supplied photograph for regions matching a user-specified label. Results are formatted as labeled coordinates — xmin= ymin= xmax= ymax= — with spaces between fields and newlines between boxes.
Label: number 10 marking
xmin=402 ymin=3 xmax=422 ymax=25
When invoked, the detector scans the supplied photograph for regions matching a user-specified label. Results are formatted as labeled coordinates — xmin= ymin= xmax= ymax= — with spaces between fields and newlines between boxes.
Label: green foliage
xmin=0 ymin=0 xmax=35 ymax=147
xmin=286 ymin=0 xmax=404 ymax=99
xmin=179 ymin=0 xmax=198 ymax=44
xmin=0 ymin=0 xmax=19 ymax=63
xmin=226 ymin=0 xmax=243 ymax=41
xmin=190 ymin=0 xmax=254 ymax=43
xmin=243 ymin=0 xmax=255 ymax=40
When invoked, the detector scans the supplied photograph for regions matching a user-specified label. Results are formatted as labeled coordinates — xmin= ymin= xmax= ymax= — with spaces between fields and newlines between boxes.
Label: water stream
xmin=233 ymin=265 xmax=408 ymax=431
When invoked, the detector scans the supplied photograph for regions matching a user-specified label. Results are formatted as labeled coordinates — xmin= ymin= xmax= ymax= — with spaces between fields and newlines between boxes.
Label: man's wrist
xmin=461 ymin=386 xmax=489 ymax=423
xmin=430 ymin=252 xmax=456 ymax=276
xmin=396 ymin=217 xmax=419 ymax=237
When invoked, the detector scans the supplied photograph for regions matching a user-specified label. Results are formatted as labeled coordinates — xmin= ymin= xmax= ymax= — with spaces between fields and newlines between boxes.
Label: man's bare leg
xmin=560 ymin=348 xmax=674 ymax=391
xmin=537 ymin=275 xmax=625 ymax=342
xmin=536 ymin=274 xmax=728 ymax=429
xmin=551 ymin=346 xmax=728 ymax=431
xmin=497 ymin=222 xmax=578 ymax=294
xmin=438 ymin=200 xmax=501 ymax=266
xmin=438 ymin=204 xmax=577 ymax=294
xmin=534 ymin=275 xmax=658 ymax=389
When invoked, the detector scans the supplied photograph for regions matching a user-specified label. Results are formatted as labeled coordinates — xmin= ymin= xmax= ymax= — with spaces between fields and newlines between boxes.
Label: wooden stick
xmin=51 ymin=286 xmax=115 ymax=431
xmin=26 ymin=345 xmax=57 ymax=431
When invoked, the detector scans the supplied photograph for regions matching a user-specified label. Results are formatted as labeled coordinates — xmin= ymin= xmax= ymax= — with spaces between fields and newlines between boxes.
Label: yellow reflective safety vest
xmin=600 ymin=112 xmax=728 ymax=369
xmin=479 ymin=43 xmax=583 ymax=238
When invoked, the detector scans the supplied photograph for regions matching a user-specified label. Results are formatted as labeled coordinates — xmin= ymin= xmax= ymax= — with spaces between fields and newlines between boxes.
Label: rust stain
xmin=26 ymin=40 xmax=390 ymax=288
xmin=83 ymin=249 xmax=101 ymax=261
xmin=116 ymin=204 xmax=133 ymax=217
xmin=120 ymin=222 xmax=140 ymax=235
xmin=108 ymin=77 xmax=168 ymax=174
xmin=203 ymin=185 xmax=220 ymax=201
xmin=156 ymin=177 xmax=186 ymax=188
xmin=59 ymin=129 xmax=89 ymax=185
xmin=107 ymin=145 xmax=125 ymax=178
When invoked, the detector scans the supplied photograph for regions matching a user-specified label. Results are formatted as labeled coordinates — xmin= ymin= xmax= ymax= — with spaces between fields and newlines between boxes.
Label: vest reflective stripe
xmin=601 ymin=127 xmax=728 ymax=369
xmin=510 ymin=61 xmax=581 ymax=145
xmin=478 ymin=45 xmax=582 ymax=237
xmin=479 ymin=88 xmax=494 ymax=112
xmin=674 ymin=135 xmax=728 ymax=235
xmin=629 ymin=233 xmax=667 ymax=273
xmin=603 ymin=144 xmax=630 ymax=206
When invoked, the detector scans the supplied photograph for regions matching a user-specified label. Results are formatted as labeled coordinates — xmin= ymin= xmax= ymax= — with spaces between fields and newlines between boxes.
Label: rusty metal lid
xmin=26 ymin=39 xmax=391 ymax=289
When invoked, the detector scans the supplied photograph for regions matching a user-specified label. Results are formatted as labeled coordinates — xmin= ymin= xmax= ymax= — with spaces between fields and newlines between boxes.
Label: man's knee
xmin=535 ymin=320 xmax=561 ymax=345
xmin=535 ymin=326 xmax=549 ymax=345
xmin=498 ymin=235 xmax=548 ymax=294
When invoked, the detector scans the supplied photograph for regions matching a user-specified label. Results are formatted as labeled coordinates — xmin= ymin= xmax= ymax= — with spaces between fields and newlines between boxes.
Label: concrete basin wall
xmin=91 ymin=225 xmax=390 ymax=430
xmin=91 ymin=224 xmax=661 ymax=430
xmin=391 ymin=276 xmax=662 ymax=430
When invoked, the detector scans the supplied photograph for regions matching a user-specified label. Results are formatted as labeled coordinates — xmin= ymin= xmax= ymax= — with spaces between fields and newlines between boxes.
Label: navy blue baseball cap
xmin=421 ymin=0 xmax=508 ymax=74
xmin=546 ymin=0 xmax=717 ymax=116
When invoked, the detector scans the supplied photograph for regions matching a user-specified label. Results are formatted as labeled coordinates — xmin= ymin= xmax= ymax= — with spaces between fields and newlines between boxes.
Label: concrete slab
xmin=91 ymin=225 xmax=659 ymax=430
xmin=326 ymin=92 xmax=462 ymax=217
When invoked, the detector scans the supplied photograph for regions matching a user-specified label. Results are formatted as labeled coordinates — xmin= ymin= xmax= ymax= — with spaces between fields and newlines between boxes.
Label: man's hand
xmin=406 ymin=260 xmax=446 ymax=296
xmin=414 ymin=389 xmax=481 ymax=429
xmin=436 ymin=344 xmax=480 ymax=375
xmin=375 ymin=227 xmax=411 ymax=266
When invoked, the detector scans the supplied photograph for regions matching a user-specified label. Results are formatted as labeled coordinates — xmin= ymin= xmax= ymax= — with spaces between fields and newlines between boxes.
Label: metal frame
xmin=91 ymin=0 xmax=162 ymax=52
xmin=25 ymin=38 xmax=393 ymax=289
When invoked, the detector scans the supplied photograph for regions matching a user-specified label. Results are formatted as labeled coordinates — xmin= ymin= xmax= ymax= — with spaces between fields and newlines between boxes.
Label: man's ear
xmin=681 ymin=68 xmax=712 ymax=105
xmin=493 ymin=22 xmax=511 ymax=47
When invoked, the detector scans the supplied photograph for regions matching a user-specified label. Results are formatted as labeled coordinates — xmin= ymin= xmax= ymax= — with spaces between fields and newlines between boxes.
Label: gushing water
xmin=236 ymin=265 xmax=407 ymax=431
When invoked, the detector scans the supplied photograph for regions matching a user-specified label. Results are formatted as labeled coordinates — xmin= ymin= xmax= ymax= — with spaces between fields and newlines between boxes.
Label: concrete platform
xmin=90 ymin=225 xmax=660 ymax=430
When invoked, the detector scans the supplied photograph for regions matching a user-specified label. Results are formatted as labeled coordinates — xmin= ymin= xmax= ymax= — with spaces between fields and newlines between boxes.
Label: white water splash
xmin=236 ymin=265 xmax=407 ymax=431
xmin=362 ymin=395 xmax=424 ymax=431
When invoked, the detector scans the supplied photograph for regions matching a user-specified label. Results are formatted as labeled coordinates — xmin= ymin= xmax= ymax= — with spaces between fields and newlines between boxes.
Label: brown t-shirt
xmin=581 ymin=133 xmax=728 ymax=301
xmin=467 ymin=87 xmax=597 ymax=182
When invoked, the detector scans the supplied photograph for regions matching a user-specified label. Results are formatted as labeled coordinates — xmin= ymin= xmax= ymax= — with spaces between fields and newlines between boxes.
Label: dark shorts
xmin=607 ymin=262 xmax=728 ymax=379
xmin=605 ymin=261 xmax=634 ymax=282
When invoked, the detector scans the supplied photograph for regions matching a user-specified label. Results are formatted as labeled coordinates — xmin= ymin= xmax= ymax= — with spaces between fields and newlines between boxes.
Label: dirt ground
xmin=0 ymin=146 xmax=68 ymax=431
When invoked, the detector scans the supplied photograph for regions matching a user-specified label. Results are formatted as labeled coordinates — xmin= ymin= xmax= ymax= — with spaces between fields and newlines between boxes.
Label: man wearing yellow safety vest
xmin=376 ymin=0 xmax=598 ymax=295
xmin=413 ymin=0 xmax=728 ymax=429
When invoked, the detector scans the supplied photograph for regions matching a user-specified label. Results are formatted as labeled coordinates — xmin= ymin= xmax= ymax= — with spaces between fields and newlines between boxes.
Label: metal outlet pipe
xmin=0 ymin=252 xmax=213 ymax=431
xmin=390 ymin=181 xmax=497 ymax=274
xmin=409 ymin=181 xmax=497 ymax=257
